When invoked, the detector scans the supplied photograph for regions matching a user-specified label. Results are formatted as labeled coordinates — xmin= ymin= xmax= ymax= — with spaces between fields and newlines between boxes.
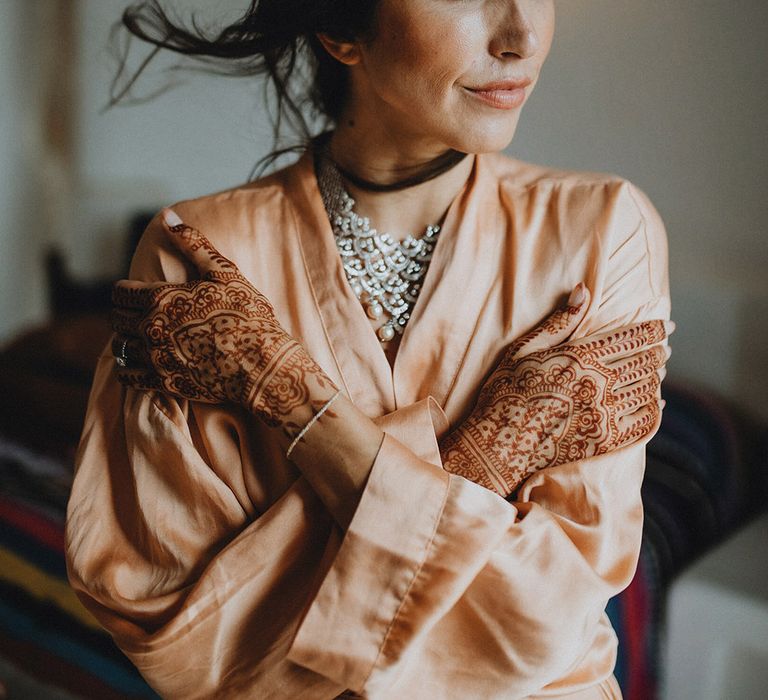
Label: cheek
xmin=536 ymin=4 xmax=557 ymax=63
xmin=370 ymin=10 xmax=475 ymax=102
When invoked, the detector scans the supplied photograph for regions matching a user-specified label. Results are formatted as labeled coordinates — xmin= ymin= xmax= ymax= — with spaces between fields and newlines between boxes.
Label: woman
xmin=66 ymin=1 xmax=673 ymax=698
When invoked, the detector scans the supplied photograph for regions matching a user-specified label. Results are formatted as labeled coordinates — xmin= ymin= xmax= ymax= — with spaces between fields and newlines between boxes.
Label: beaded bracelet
xmin=285 ymin=389 xmax=343 ymax=459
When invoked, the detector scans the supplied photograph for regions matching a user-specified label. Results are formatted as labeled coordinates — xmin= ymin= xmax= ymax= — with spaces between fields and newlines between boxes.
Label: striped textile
xmin=0 ymin=485 xmax=158 ymax=699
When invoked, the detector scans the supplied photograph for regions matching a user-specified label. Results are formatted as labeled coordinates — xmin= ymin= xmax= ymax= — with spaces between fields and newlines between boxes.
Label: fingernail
xmin=665 ymin=320 xmax=676 ymax=334
xmin=568 ymin=283 xmax=586 ymax=306
xmin=163 ymin=209 xmax=183 ymax=227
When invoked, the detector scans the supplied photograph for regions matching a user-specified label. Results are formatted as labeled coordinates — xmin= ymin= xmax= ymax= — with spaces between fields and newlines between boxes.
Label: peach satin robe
xmin=66 ymin=151 xmax=670 ymax=699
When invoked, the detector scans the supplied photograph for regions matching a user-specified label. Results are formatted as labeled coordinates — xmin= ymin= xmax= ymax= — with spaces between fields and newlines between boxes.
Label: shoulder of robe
xmin=484 ymin=151 xmax=668 ymax=295
xmin=483 ymin=150 xmax=629 ymax=189
xmin=128 ymin=160 xmax=301 ymax=283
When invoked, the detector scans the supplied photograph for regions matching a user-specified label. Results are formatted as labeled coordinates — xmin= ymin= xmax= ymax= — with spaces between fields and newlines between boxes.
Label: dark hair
xmin=111 ymin=1 xmax=381 ymax=172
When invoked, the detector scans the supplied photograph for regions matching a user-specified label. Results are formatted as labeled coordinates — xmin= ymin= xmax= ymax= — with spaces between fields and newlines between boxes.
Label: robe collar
xmin=285 ymin=150 xmax=503 ymax=417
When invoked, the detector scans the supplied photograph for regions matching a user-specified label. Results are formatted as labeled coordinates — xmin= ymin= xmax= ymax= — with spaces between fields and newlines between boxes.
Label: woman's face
xmin=345 ymin=0 xmax=556 ymax=155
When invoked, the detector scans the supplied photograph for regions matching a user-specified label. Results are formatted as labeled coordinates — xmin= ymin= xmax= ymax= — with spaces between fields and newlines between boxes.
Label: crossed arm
xmin=111 ymin=210 xmax=671 ymax=528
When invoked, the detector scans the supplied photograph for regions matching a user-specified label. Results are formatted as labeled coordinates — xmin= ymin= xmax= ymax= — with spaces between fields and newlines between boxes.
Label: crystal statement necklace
xmin=316 ymin=155 xmax=441 ymax=343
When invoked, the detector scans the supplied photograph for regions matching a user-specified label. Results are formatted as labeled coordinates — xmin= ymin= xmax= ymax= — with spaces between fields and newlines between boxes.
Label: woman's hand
xmin=114 ymin=211 xmax=379 ymax=528
xmin=111 ymin=210 xmax=339 ymax=438
xmin=440 ymin=284 xmax=673 ymax=498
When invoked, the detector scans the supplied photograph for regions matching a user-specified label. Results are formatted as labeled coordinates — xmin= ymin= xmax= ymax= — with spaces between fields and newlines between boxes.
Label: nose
xmin=488 ymin=1 xmax=540 ymax=60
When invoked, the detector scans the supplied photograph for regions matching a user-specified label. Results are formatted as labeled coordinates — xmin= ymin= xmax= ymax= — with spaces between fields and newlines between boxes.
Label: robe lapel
xmin=287 ymin=153 xmax=396 ymax=417
xmin=285 ymin=151 xmax=502 ymax=417
xmin=392 ymin=155 xmax=503 ymax=409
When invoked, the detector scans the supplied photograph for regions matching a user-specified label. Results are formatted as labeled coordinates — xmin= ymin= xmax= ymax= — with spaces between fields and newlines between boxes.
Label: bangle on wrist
xmin=285 ymin=389 xmax=343 ymax=459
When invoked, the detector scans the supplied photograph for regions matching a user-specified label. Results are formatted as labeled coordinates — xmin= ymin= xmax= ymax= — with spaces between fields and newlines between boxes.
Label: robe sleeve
xmin=66 ymin=350 xmax=360 ymax=698
xmin=65 ymin=211 xmax=353 ymax=699
xmin=284 ymin=180 xmax=671 ymax=698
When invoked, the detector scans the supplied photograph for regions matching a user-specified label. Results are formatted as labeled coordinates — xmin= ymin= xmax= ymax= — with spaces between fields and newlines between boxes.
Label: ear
xmin=316 ymin=33 xmax=361 ymax=66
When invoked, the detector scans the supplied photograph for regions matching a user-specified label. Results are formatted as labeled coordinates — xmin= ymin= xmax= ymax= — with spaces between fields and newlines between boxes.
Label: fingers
xmin=507 ymin=283 xmax=591 ymax=360
xmin=111 ymin=279 xmax=172 ymax=340
xmin=617 ymin=401 xmax=663 ymax=445
xmin=115 ymin=366 xmax=164 ymax=393
xmin=614 ymin=372 xmax=661 ymax=416
xmin=573 ymin=319 xmax=675 ymax=362
xmin=111 ymin=279 xmax=164 ymax=310
xmin=112 ymin=326 xmax=161 ymax=390
xmin=162 ymin=209 xmax=240 ymax=278
xmin=110 ymin=306 xmax=142 ymax=336
xmin=610 ymin=344 xmax=670 ymax=388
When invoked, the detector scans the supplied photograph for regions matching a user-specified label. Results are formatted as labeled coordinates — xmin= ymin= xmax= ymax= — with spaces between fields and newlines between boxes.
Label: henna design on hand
xmin=112 ymin=220 xmax=338 ymax=435
xmin=440 ymin=296 xmax=671 ymax=498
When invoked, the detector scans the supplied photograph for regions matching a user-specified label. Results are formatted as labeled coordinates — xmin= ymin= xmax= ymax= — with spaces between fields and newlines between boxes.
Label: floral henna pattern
xmin=137 ymin=278 xmax=337 ymax=429
xmin=440 ymin=320 xmax=667 ymax=498
xmin=112 ymin=227 xmax=338 ymax=435
xmin=250 ymin=341 xmax=338 ymax=433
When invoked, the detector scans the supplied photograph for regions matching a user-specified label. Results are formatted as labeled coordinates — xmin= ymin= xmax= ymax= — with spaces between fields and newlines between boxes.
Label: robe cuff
xmin=371 ymin=395 xmax=449 ymax=467
xmin=285 ymin=400 xmax=451 ymax=691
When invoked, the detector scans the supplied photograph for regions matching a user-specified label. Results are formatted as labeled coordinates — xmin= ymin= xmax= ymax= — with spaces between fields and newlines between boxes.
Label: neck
xmin=328 ymin=123 xmax=475 ymax=242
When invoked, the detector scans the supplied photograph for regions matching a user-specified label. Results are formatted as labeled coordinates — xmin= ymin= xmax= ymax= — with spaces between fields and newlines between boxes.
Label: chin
xmin=445 ymin=122 xmax=521 ymax=155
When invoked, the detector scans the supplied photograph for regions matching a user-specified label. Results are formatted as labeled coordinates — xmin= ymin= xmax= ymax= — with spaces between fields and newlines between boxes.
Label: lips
xmin=464 ymin=79 xmax=532 ymax=110
xmin=468 ymin=79 xmax=533 ymax=92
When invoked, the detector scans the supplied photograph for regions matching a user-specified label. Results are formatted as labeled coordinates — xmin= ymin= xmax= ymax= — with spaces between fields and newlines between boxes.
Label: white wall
xmin=69 ymin=0 xmax=273 ymax=279
xmin=3 ymin=0 xmax=767 ymax=420
xmin=0 ymin=2 xmax=50 ymax=339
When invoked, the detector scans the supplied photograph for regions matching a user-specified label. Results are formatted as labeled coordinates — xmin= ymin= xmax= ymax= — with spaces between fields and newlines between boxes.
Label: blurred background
xmin=0 ymin=1 xmax=766 ymax=699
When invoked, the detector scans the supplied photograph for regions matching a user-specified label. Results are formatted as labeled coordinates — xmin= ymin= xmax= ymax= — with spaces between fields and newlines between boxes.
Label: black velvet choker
xmin=312 ymin=132 xmax=469 ymax=193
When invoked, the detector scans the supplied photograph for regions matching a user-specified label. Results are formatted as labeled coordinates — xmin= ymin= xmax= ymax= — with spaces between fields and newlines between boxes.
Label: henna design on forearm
xmin=243 ymin=334 xmax=338 ymax=431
